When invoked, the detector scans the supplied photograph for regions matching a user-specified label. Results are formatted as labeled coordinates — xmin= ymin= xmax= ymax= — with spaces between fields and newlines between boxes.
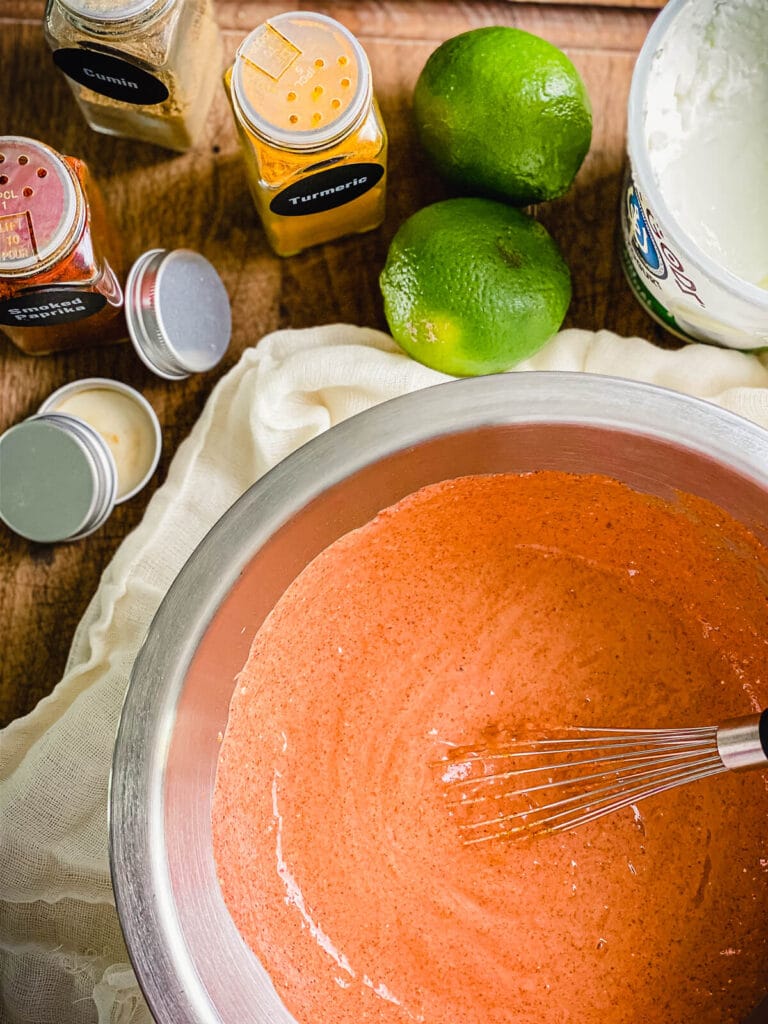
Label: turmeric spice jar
xmin=225 ymin=12 xmax=388 ymax=257
xmin=43 ymin=0 xmax=222 ymax=151
xmin=0 ymin=136 xmax=124 ymax=356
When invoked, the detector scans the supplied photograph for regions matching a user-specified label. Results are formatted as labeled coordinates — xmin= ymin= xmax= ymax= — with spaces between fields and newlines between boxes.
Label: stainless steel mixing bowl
xmin=110 ymin=372 xmax=768 ymax=1024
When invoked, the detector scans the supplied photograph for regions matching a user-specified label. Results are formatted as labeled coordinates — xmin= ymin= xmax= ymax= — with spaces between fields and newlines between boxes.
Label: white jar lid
xmin=0 ymin=413 xmax=117 ymax=543
xmin=125 ymin=249 xmax=232 ymax=380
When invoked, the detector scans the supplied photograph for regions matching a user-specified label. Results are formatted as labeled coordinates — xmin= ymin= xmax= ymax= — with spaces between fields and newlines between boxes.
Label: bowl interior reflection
xmin=110 ymin=374 xmax=768 ymax=1024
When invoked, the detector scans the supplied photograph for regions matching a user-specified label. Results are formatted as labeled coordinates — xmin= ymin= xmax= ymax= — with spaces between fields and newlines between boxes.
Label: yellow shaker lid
xmin=231 ymin=12 xmax=371 ymax=151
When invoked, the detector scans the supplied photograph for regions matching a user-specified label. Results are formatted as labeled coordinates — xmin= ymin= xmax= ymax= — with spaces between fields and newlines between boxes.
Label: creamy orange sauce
xmin=212 ymin=472 xmax=768 ymax=1024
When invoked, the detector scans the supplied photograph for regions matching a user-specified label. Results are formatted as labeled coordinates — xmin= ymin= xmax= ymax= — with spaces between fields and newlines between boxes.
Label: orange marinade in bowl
xmin=211 ymin=471 xmax=768 ymax=1024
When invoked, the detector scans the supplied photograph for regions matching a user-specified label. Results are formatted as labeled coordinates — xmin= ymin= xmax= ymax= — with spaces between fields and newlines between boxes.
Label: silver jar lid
xmin=58 ymin=0 xmax=165 ymax=25
xmin=125 ymin=248 xmax=232 ymax=381
xmin=0 ymin=413 xmax=117 ymax=543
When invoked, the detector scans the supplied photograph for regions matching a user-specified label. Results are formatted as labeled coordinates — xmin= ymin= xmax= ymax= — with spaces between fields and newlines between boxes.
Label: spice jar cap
xmin=125 ymin=249 xmax=232 ymax=381
xmin=0 ymin=414 xmax=117 ymax=543
xmin=0 ymin=136 xmax=82 ymax=275
xmin=37 ymin=378 xmax=162 ymax=504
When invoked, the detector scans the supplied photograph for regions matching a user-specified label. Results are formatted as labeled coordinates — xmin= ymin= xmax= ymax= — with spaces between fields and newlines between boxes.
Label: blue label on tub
xmin=626 ymin=186 xmax=667 ymax=279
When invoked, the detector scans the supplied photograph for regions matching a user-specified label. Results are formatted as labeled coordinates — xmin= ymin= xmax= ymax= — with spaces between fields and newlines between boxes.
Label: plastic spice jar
xmin=43 ymin=0 xmax=222 ymax=151
xmin=225 ymin=12 xmax=388 ymax=257
xmin=0 ymin=136 xmax=124 ymax=356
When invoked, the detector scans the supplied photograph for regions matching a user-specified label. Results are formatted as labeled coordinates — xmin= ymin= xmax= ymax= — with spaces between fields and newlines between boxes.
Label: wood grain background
xmin=0 ymin=0 xmax=668 ymax=725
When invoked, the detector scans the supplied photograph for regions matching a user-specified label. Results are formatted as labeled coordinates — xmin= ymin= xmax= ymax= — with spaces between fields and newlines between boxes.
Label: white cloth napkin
xmin=2 ymin=324 xmax=768 ymax=1024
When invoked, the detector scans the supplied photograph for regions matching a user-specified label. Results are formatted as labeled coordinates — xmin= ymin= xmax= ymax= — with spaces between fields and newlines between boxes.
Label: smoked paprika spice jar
xmin=225 ymin=12 xmax=388 ymax=257
xmin=0 ymin=136 xmax=124 ymax=355
xmin=0 ymin=138 xmax=233 ymax=363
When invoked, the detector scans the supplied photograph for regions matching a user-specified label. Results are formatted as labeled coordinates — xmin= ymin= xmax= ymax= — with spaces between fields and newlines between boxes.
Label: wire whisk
xmin=438 ymin=709 xmax=768 ymax=845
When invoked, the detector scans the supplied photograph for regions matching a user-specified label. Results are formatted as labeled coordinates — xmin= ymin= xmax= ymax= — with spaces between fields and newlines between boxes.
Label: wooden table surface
xmin=0 ymin=0 xmax=667 ymax=726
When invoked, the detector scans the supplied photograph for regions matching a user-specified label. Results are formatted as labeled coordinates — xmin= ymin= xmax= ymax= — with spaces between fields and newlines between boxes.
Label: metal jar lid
xmin=0 ymin=413 xmax=117 ymax=543
xmin=125 ymin=248 xmax=232 ymax=381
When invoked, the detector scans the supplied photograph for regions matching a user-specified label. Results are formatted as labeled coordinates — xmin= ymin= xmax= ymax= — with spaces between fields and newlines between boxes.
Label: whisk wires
xmin=440 ymin=726 xmax=729 ymax=845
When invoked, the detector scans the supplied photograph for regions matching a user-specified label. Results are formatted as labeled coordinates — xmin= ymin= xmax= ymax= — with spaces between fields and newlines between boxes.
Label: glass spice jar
xmin=225 ymin=12 xmax=388 ymax=257
xmin=43 ymin=0 xmax=222 ymax=152
xmin=0 ymin=136 xmax=125 ymax=356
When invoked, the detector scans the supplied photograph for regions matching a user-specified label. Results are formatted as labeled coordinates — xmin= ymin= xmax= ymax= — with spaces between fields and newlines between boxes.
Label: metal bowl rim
xmin=109 ymin=371 xmax=768 ymax=1024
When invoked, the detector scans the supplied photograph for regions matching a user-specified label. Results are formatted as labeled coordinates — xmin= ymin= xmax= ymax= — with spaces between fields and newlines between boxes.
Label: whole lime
xmin=413 ymin=27 xmax=592 ymax=205
xmin=379 ymin=197 xmax=571 ymax=376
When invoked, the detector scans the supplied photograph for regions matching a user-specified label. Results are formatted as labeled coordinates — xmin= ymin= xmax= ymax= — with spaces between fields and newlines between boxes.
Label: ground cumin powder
xmin=44 ymin=0 xmax=222 ymax=151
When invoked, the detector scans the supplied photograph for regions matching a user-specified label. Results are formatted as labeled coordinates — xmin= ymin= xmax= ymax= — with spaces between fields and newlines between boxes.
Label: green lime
xmin=413 ymin=26 xmax=592 ymax=205
xmin=380 ymin=197 xmax=571 ymax=376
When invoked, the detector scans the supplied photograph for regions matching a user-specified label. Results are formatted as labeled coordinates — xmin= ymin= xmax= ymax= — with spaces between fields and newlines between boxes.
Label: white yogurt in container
xmin=620 ymin=0 xmax=768 ymax=349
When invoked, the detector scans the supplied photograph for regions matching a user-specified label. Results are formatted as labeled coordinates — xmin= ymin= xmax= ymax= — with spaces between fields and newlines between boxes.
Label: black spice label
xmin=52 ymin=48 xmax=169 ymax=106
xmin=0 ymin=289 xmax=107 ymax=327
xmin=270 ymin=164 xmax=384 ymax=217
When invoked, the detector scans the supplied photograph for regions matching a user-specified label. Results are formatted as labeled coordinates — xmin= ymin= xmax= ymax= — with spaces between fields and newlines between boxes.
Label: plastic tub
xmin=619 ymin=0 xmax=768 ymax=350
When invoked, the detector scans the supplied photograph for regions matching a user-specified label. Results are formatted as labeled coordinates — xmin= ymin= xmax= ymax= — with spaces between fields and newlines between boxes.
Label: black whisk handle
xmin=716 ymin=709 xmax=768 ymax=773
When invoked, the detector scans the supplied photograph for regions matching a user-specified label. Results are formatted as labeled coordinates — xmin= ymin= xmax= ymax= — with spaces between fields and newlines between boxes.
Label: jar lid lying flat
xmin=0 ymin=414 xmax=117 ymax=543
xmin=125 ymin=248 xmax=232 ymax=380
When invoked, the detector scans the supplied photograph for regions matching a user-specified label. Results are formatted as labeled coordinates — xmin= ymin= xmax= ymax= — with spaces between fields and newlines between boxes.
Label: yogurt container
xmin=620 ymin=0 xmax=768 ymax=350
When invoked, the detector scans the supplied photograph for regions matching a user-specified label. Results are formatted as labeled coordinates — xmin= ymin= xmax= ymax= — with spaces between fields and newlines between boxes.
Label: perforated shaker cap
xmin=0 ymin=136 xmax=83 ymax=275
xmin=230 ymin=12 xmax=371 ymax=151
xmin=0 ymin=414 xmax=117 ymax=543
xmin=125 ymin=249 xmax=232 ymax=380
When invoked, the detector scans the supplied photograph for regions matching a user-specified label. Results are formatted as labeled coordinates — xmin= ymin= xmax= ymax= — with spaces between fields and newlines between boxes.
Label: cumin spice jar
xmin=0 ymin=136 xmax=124 ymax=356
xmin=225 ymin=12 xmax=388 ymax=257
xmin=43 ymin=0 xmax=222 ymax=151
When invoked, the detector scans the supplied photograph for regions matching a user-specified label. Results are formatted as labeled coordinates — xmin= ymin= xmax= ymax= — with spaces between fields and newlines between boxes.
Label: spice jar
xmin=0 ymin=135 xmax=124 ymax=356
xmin=43 ymin=0 xmax=222 ymax=151
xmin=0 ymin=134 xmax=232 ymax=361
xmin=225 ymin=12 xmax=388 ymax=257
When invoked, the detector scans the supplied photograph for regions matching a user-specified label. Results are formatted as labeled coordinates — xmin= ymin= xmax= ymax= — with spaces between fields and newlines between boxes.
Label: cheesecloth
xmin=2 ymin=324 xmax=768 ymax=1024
